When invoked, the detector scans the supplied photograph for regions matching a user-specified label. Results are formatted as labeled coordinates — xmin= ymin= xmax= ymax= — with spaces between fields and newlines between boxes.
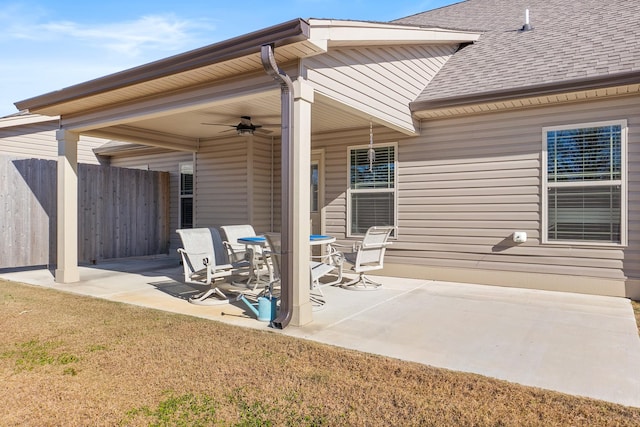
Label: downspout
xmin=261 ymin=44 xmax=294 ymax=329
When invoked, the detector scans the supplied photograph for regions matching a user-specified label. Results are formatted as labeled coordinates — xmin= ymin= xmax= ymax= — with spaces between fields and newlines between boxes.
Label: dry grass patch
xmin=1 ymin=279 xmax=639 ymax=426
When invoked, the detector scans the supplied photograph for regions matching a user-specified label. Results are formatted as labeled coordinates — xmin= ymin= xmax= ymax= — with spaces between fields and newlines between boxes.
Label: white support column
xmin=289 ymin=78 xmax=314 ymax=326
xmin=55 ymin=129 xmax=80 ymax=283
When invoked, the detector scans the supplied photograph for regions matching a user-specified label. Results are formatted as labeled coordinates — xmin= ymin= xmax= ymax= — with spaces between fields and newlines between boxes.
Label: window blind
xmin=545 ymin=123 xmax=623 ymax=243
xmin=349 ymin=145 xmax=396 ymax=235
xmin=547 ymin=125 xmax=621 ymax=182
xmin=350 ymin=146 xmax=395 ymax=189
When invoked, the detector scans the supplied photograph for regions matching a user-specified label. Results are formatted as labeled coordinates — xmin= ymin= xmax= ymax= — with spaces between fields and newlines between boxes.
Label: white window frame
xmin=346 ymin=142 xmax=398 ymax=238
xmin=178 ymin=161 xmax=194 ymax=229
xmin=542 ymin=119 xmax=627 ymax=246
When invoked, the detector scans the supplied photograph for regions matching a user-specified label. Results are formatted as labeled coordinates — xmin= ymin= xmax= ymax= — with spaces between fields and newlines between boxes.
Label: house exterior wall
xmin=0 ymin=116 xmax=106 ymax=164
xmin=102 ymin=94 xmax=639 ymax=298
xmin=196 ymin=137 xmax=251 ymax=227
xmin=250 ymin=136 xmax=277 ymax=233
xmin=196 ymin=135 xmax=280 ymax=234
xmin=109 ymin=135 xmax=280 ymax=254
xmin=311 ymin=126 xmax=402 ymax=240
xmin=110 ymin=150 xmax=193 ymax=254
xmin=313 ymin=95 xmax=639 ymax=298
xmin=303 ymin=44 xmax=456 ymax=133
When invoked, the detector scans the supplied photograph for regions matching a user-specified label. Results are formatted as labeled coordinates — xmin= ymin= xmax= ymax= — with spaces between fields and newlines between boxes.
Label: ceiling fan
xmin=201 ymin=116 xmax=279 ymax=136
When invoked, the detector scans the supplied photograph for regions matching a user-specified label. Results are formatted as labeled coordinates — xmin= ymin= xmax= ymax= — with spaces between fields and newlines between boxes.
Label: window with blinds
xmin=348 ymin=144 xmax=397 ymax=236
xmin=179 ymin=162 xmax=194 ymax=229
xmin=543 ymin=121 xmax=626 ymax=244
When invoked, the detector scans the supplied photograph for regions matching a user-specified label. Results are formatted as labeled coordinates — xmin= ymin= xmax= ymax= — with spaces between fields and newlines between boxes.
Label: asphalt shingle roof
xmin=393 ymin=0 xmax=640 ymax=105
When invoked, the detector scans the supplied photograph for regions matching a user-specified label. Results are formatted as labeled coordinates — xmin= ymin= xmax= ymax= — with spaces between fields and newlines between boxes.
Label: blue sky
xmin=0 ymin=0 xmax=459 ymax=116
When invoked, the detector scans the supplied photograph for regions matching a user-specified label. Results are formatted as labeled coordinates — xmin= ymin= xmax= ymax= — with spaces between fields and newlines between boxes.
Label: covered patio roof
xmin=13 ymin=17 xmax=480 ymax=327
xmin=15 ymin=18 xmax=480 ymax=145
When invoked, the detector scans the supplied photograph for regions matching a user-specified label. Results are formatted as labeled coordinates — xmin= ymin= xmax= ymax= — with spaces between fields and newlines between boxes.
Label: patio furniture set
xmin=175 ymin=225 xmax=394 ymax=314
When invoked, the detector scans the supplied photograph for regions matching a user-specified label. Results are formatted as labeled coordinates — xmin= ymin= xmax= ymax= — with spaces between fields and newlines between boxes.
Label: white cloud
xmin=0 ymin=6 xmax=216 ymax=115
xmin=3 ymin=12 xmax=214 ymax=57
xmin=38 ymin=14 xmax=214 ymax=57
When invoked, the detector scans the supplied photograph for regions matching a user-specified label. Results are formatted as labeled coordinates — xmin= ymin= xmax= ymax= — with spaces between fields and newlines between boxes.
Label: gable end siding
xmin=303 ymin=44 xmax=456 ymax=132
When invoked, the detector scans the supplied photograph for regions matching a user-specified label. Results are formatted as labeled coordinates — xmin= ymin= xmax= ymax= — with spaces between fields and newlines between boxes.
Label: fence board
xmin=0 ymin=156 xmax=170 ymax=268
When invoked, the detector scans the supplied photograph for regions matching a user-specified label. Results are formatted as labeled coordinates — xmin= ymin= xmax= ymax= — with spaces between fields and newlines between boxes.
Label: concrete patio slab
xmin=1 ymin=257 xmax=639 ymax=407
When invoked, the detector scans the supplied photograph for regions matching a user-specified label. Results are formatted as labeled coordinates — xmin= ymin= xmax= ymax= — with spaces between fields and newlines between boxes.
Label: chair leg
xmin=232 ymin=262 xmax=270 ymax=291
xmin=309 ymin=292 xmax=326 ymax=311
xmin=189 ymin=287 xmax=238 ymax=305
xmin=340 ymin=273 xmax=383 ymax=291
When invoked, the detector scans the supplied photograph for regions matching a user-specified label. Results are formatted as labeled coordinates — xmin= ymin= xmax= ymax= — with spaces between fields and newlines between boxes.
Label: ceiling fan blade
xmin=200 ymin=123 xmax=236 ymax=127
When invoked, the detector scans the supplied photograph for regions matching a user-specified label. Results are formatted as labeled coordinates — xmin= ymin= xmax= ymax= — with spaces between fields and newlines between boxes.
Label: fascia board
xmin=308 ymin=19 xmax=481 ymax=47
xmin=0 ymin=112 xmax=58 ymax=128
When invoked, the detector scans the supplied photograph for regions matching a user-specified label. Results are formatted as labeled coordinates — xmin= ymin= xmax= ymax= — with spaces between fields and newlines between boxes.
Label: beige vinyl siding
xmin=197 ymin=136 xmax=279 ymax=233
xmin=303 ymin=45 xmax=456 ymax=133
xmin=395 ymin=96 xmax=637 ymax=289
xmin=250 ymin=136 xmax=277 ymax=233
xmin=270 ymin=139 xmax=282 ymax=233
xmin=78 ymin=135 xmax=110 ymax=164
xmin=312 ymin=127 xmax=403 ymax=240
xmin=311 ymin=95 xmax=638 ymax=296
xmin=624 ymin=97 xmax=640 ymax=288
xmin=196 ymin=138 xmax=250 ymax=227
xmin=0 ymin=119 xmax=105 ymax=164
xmin=110 ymin=150 xmax=193 ymax=254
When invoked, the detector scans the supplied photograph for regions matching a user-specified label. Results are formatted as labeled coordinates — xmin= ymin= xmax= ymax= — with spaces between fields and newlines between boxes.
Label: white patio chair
xmin=176 ymin=227 xmax=243 ymax=305
xmin=220 ymin=224 xmax=271 ymax=290
xmin=310 ymin=245 xmax=343 ymax=298
xmin=337 ymin=226 xmax=394 ymax=291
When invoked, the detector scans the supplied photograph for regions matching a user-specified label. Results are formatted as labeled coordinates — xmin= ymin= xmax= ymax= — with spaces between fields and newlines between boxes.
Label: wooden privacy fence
xmin=0 ymin=156 xmax=170 ymax=269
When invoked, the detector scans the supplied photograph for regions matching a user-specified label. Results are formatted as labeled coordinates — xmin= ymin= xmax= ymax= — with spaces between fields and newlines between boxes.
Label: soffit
xmin=28 ymin=39 xmax=325 ymax=117
xmin=414 ymin=84 xmax=640 ymax=119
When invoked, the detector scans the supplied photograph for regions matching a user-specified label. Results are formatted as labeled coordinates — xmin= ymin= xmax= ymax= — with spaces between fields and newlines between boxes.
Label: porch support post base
xmin=289 ymin=78 xmax=314 ymax=326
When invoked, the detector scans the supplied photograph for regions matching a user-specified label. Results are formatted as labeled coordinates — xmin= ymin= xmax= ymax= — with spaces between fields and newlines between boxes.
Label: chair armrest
xmin=361 ymin=241 xmax=392 ymax=249
xmin=223 ymin=241 xmax=246 ymax=263
xmin=177 ymin=248 xmax=209 ymax=265
xmin=330 ymin=242 xmax=359 ymax=252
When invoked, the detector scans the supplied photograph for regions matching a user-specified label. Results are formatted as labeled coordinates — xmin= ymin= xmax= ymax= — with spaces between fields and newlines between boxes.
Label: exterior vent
xmin=521 ymin=9 xmax=533 ymax=31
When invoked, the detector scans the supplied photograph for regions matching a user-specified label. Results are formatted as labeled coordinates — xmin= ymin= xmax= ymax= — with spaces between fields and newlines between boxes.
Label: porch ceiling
xmin=85 ymin=91 xmax=373 ymax=150
xmin=137 ymin=94 xmax=371 ymax=138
